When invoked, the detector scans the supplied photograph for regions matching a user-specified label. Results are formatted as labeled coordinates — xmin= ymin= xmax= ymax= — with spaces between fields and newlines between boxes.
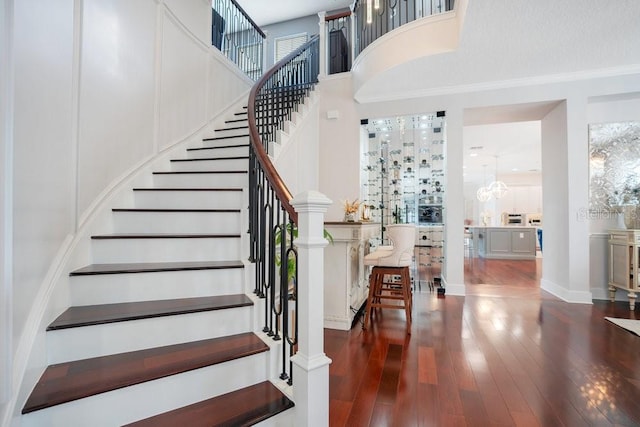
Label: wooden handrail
xmin=247 ymin=35 xmax=320 ymax=223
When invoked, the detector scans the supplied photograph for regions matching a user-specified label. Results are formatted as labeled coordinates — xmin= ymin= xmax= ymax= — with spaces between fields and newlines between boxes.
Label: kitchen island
xmin=469 ymin=226 xmax=538 ymax=259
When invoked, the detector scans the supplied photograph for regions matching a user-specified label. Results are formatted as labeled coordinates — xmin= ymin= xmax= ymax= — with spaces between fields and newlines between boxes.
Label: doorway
xmin=462 ymin=102 xmax=556 ymax=297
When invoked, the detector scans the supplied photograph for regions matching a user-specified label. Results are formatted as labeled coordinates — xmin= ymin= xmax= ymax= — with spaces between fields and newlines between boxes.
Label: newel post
xmin=317 ymin=11 xmax=327 ymax=77
xmin=290 ymin=191 xmax=332 ymax=427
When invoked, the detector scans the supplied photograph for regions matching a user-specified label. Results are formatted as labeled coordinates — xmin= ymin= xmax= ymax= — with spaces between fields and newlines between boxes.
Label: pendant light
xmin=374 ymin=0 xmax=380 ymax=9
xmin=489 ymin=155 xmax=508 ymax=199
xmin=366 ymin=0 xmax=373 ymax=24
xmin=477 ymin=164 xmax=492 ymax=202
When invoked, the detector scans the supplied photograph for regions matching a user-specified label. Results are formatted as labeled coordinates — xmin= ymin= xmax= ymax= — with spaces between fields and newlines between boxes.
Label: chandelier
xmin=476 ymin=156 xmax=509 ymax=201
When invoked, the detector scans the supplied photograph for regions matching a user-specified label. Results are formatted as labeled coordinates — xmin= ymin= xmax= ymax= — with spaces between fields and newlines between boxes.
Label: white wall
xmin=586 ymin=95 xmax=640 ymax=300
xmin=540 ymin=102 xmax=570 ymax=298
xmin=273 ymin=97 xmax=320 ymax=197
xmin=1 ymin=0 xmax=13 ymax=408
xmin=6 ymin=0 xmax=252 ymax=423
xmin=318 ymin=74 xmax=361 ymax=221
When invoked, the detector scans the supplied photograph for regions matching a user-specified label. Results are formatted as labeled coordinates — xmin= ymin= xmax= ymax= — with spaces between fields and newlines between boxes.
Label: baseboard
xmin=541 ymin=278 xmax=593 ymax=304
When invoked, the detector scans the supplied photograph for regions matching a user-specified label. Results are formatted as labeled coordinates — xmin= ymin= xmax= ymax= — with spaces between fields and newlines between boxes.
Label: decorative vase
xmin=344 ymin=212 xmax=356 ymax=222
xmin=622 ymin=205 xmax=640 ymax=229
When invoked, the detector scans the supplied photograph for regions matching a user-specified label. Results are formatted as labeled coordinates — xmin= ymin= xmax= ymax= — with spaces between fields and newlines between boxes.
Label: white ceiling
xmin=233 ymin=0 xmax=353 ymax=26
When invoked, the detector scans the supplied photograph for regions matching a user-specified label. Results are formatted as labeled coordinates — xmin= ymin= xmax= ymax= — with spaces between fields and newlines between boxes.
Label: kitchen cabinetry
xmin=470 ymin=226 xmax=536 ymax=259
xmin=323 ymin=222 xmax=381 ymax=329
xmin=608 ymin=229 xmax=639 ymax=310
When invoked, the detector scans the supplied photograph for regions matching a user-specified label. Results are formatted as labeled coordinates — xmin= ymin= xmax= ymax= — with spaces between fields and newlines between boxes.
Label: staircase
xmin=19 ymin=104 xmax=295 ymax=426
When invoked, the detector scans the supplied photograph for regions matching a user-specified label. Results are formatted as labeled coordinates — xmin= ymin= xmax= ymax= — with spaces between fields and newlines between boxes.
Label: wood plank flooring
xmin=325 ymin=257 xmax=640 ymax=426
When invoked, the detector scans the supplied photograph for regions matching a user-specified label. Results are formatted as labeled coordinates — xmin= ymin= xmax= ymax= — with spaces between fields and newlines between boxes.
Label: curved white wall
xmin=5 ymin=0 xmax=252 ymax=423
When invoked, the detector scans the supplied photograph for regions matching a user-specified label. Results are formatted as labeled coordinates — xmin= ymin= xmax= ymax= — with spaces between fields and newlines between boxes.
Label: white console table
xmin=608 ymin=229 xmax=639 ymax=310
xmin=323 ymin=222 xmax=380 ymax=330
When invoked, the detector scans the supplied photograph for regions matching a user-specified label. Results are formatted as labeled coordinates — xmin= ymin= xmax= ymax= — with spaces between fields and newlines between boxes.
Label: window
xmin=274 ymin=33 xmax=307 ymax=63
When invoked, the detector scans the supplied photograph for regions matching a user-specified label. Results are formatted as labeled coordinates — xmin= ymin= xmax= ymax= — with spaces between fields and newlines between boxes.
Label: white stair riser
xmin=153 ymin=172 xmax=248 ymax=188
xmin=202 ymin=135 xmax=249 ymax=147
xmin=47 ymin=306 xmax=253 ymax=364
xmin=70 ymin=268 xmax=245 ymax=305
xmin=170 ymin=158 xmax=248 ymax=172
xmin=91 ymin=237 xmax=241 ymax=263
xmin=112 ymin=211 xmax=241 ymax=234
xmin=134 ymin=190 xmax=244 ymax=210
xmin=187 ymin=146 xmax=248 ymax=159
xmin=21 ymin=353 xmax=269 ymax=427
xmin=213 ymin=127 xmax=249 ymax=137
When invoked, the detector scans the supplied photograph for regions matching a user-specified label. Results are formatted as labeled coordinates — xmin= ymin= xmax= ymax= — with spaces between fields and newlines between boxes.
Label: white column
xmin=349 ymin=4 xmax=356 ymax=66
xmin=317 ymin=12 xmax=326 ymax=77
xmin=290 ymin=190 xmax=332 ymax=427
xmin=0 ymin=0 xmax=14 ymax=405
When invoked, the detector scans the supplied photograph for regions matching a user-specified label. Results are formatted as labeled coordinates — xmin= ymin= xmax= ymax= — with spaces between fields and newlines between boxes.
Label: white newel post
xmin=317 ymin=12 xmax=327 ymax=78
xmin=290 ymin=191 xmax=332 ymax=427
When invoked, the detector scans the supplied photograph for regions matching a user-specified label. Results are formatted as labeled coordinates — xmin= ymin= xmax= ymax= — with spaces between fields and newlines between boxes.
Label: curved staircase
xmin=20 ymin=105 xmax=294 ymax=426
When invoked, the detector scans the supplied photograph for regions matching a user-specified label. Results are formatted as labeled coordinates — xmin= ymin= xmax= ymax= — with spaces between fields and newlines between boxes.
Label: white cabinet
xmin=323 ymin=222 xmax=381 ymax=330
xmin=608 ymin=229 xmax=639 ymax=310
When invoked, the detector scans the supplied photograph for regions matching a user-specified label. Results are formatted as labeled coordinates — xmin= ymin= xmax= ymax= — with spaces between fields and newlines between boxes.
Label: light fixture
xmin=374 ymin=0 xmax=380 ymax=9
xmin=366 ymin=0 xmax=372 ymax=24
xmin=489 ymin=155 xmax=508 ymax=199
xmin=477 ymin=165 xmax=492 ymax=202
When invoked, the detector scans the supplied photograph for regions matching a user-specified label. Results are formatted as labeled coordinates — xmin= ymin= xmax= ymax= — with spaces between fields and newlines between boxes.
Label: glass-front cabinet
xmin=360 ymin=112 xmax=446 ymax=288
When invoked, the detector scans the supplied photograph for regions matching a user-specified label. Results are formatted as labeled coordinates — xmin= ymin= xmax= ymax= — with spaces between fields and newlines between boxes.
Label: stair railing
xmin=351 ymin=0 xmax=455 ymax=60
xmin=247 ymin=36 xmax=320 ymax=386
xmin=212 ymin=0 xmax=265 ymax=80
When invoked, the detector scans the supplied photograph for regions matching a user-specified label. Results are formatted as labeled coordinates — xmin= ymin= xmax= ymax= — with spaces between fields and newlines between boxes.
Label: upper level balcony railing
xmin=326 ymin=0 xmax=455 ymax=75
xmin=212 ymin=0 xmax=265 ymax=80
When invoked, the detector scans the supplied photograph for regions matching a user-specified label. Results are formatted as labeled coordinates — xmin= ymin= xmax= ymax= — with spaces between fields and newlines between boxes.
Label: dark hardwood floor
xmin=325 ymin=256 xmax=640 ymax=426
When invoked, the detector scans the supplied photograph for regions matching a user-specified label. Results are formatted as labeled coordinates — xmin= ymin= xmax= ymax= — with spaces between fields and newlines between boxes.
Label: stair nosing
xmin=214 ymin=125 xmax=249 ymax=131
xmin=170 ymin=156 xmax=249 ymax=163
xmin=202 ymin=134 xmax=249 ymax=141
xmin=22 ymin=332 xmax=268 ymax=414
xmin=112 ymin=208 xmax=241 ymax=212
xmin=90 ymin=233 xmax=241 ymax=239
xmin=187 ymin=144 xmax=249 ymax=152
xmin=152 ymin=171 xmax=248 ymax=175
xmin=47 ymin=294 xmax=254 ymax=331
xmin=70 ymin=260 xmax=245 ymax=276
xmin=132 ymin=188 xmax=243 ymax=192
xmin=122 ymin=381 xmax=294 ymax=427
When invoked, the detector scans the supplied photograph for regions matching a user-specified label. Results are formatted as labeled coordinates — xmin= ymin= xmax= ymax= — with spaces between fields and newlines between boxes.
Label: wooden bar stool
xmin=363 ymin=224 xmax=416 ymax=333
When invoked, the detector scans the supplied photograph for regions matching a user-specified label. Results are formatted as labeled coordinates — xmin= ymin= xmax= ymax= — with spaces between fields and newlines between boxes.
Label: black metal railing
xmin=326 ymin=10 xmax=352 ymax=75
xmin=247 ymin=36 xmax=320 ymax=385
xmin=353 ymin=0 xmax=455 ymax=57
xmin=212 ymin=0 xmax=265 ymax=80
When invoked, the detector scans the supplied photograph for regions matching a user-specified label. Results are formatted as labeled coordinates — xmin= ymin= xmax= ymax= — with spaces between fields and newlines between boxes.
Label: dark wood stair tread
xmin=22 ymin=332 xmax=267 ymax=414
xmin=112 ymin=208 xmax=241 ymax=212
xmin=202 ymin=134 xmax=249 ymax=141
xmin=90 ymin=233 xmax=241 ymax=239
xmin=152 ymin=170 xmax=248 ymax=175
xmin=170 ymin=156 xmax=249 ymax=162
xmin=70 ymin=260 xmax=244 ymax=276
xmin=214 ymin=125 xmax=249 ymax=131
xmin=132 ymin=187 xmax=243 ymax=192
xmin=187 ymin=144 xmax=249 ymax=152
xmin=225 ymin=118 xmax=248 ymax=124
xmin=47 ymin=294 xmax=253 ymax=330
xmin=123 ymin=381 xmax=294 ymax=427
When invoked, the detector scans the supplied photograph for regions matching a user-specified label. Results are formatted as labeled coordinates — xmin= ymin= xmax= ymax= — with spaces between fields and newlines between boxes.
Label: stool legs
xmin=363 ymin=266 xmax=412 ymax=333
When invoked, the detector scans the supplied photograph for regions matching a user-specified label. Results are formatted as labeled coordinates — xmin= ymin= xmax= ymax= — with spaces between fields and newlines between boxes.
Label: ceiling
xmin=233 ymin=0 xmax=353 ymax=26
xmin=233 ymin=2 xmax=563 ymax=186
